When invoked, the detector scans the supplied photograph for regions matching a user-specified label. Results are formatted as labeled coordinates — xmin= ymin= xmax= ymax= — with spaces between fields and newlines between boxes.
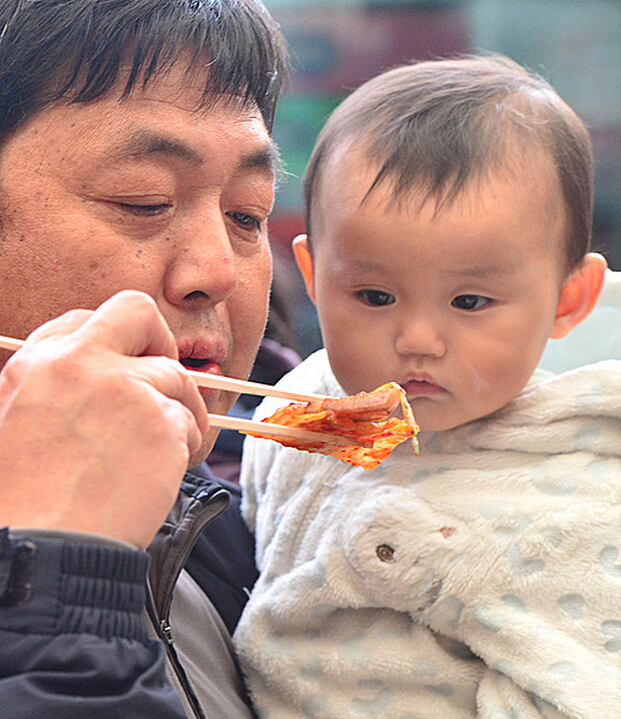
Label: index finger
xmin=21 ymin=309 xmax=94 ymax=346
xmin=79 ymin=290 xmax=179 ymax=360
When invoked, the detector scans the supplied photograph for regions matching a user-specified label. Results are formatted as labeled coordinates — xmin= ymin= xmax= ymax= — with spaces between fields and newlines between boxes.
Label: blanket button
xmin=376 ymin=543 xmax=395 ymax=562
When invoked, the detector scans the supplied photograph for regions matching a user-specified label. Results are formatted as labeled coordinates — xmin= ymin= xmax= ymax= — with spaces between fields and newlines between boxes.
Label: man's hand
xmin=0 ymin=291 xmax=209 ymax=549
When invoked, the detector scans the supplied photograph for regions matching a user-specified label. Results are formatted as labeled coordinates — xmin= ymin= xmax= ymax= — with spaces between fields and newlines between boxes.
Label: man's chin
xmin=187 ymin=426 xmax=220 ymax=470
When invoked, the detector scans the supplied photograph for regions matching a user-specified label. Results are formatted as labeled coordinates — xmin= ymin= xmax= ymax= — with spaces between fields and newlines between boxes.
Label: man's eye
xmin=227 ymin=211 xmax=262 ymax=231
xmin=451 ymin=294 xmax=491 ymax=310
xmin=117 ymin=202 xmax=171 ymax=216
xmin=356 ymin=289 xmax=396 ymax=307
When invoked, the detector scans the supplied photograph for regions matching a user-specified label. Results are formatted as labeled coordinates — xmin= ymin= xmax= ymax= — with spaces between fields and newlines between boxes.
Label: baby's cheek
xmin=461 ymin=351 xmax=526 ymax=420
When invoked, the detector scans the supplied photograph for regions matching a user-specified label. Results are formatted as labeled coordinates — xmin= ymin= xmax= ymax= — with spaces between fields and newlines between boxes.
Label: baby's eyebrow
xmin=346 ymin=257 xmax=388 ymax=272
xmin=446 ymin=263 xmax=513 ymax=280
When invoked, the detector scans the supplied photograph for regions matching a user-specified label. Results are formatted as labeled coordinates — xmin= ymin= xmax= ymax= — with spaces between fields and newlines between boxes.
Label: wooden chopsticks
xmin=206 ymin=413 xmax=347 ymax=444
xmin=0 ymin=333 xmax=339 ymax=445
xmin=0 ymin=333 xmax=327 ymax=403
xmin=0 ymin=335 xmax=22 ymax=352
xmin=185 ymin=369 xmax=329 ymax=403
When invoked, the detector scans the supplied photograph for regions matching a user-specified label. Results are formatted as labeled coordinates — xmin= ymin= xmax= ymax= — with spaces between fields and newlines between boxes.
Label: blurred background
xmin=262 ymin=0 xmax=621 ymax=358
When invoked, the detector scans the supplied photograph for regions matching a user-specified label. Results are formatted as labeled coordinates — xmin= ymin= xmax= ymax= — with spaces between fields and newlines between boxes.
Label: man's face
xmin=0 ymin=64 xmax=277 ymax=463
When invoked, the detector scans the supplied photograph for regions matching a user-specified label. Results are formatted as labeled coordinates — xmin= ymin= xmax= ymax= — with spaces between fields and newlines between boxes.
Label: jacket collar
xmin=148 ymin=464 xmax=230 ymax=618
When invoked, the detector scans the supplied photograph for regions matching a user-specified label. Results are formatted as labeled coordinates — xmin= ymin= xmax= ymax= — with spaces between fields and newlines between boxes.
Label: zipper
xmin=146 ymin=579 xmax=208 ymax=719
xmin=144 ymin=477 xmax=229 ymax=719
xmin=154 ymin=482 xmax=229 ymax=624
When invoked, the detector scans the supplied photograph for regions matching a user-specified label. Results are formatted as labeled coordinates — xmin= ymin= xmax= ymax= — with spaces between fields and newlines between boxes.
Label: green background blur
xmin=262 ymin=0 xmax=621 ymax=357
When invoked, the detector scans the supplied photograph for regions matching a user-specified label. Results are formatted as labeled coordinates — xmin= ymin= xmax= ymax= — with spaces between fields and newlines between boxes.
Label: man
xmin=0 ymin=0 xmax=288 ymax=716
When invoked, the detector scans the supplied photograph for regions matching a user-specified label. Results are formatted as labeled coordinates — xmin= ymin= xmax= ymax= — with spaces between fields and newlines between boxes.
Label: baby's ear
xmin=550 ymin=252 xmax=608 ymax=339
xmin=291 ymin=234 xmax=317 ymax=303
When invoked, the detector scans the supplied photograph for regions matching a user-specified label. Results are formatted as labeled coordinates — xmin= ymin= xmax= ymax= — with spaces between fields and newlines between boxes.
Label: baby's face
xmin=297 ymin=147 xmax=569 ymax=432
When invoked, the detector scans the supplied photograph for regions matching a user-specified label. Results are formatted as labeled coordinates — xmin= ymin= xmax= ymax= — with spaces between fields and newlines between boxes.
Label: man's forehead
xmin=84 ymin=59 xmax=279 ymax=164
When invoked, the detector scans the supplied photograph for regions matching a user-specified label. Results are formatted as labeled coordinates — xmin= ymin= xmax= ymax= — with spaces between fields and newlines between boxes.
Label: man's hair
xmin=0 ymin=0 xmax=288 ymax=142
xmin=304 ymin=54 xmax=593 ymax=273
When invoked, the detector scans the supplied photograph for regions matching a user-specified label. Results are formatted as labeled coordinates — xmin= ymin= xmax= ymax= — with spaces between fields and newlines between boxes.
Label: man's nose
xmin=164 ymin=206 xmax=238 ymax=306
xmin=394 ymin=314 xmax=446 ymax=358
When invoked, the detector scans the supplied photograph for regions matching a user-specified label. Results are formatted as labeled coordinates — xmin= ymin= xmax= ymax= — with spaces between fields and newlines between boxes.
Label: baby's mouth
xmin=403 ymin=376 xmax=444 ymax=397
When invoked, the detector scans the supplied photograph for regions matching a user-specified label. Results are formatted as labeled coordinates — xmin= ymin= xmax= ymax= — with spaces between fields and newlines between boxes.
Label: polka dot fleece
xmin=237 ymin=349 xmax=621 ymax=719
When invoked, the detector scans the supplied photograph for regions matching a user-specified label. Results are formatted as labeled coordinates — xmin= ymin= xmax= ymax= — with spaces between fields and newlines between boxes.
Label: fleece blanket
xmin=237 ymin=349 xmax=621 ymax=719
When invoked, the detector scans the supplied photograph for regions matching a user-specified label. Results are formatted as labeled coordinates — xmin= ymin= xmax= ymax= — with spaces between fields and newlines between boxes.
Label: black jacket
xmin=0 ymin=465 xmax=258 ymax=718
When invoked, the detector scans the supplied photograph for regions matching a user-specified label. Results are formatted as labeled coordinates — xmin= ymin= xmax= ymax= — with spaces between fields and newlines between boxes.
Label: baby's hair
xmin=303 ymin=54 xmax=592 ymax=273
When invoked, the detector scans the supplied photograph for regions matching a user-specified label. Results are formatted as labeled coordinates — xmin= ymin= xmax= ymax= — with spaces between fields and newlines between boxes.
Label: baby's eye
xmin=356 ymin=289 xmax=396 ymax=307
xmin=451 ymin=294 xmax=491 ymax=311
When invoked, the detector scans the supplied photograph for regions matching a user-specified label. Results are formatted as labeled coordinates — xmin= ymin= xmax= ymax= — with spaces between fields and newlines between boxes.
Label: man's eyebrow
xmin=238 ymin=140 xmax=281 ymax=178
xmin=109 ymin=130 xmax=281 ymax=177
xmin=111 ymin=130 xmax=204 ymax=165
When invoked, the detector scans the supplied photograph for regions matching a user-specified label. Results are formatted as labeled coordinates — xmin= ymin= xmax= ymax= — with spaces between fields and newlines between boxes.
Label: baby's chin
xmin=404 ymin=401 xmax=464 ymax=434
xmin=414 ymin=403 xmax=509 ymax=433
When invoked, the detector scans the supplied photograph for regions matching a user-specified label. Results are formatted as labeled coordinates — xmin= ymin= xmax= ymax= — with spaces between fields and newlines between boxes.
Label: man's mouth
xmin=180 ymin=357 xmax=219 ymax=372
xmin=179 ymin=357 xmax=225 ymax=402
xmin=178 ymin=340 xmax=229 ymax=402
xmin=179 ymin=358 xmax=224 ymax=395
xmin=178 ymin=338 xmax=227 ymax=371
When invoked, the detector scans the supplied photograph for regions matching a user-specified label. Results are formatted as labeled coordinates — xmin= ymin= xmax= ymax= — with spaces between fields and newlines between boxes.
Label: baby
xmin=236 ymin=54 xmax=620 ymax=719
